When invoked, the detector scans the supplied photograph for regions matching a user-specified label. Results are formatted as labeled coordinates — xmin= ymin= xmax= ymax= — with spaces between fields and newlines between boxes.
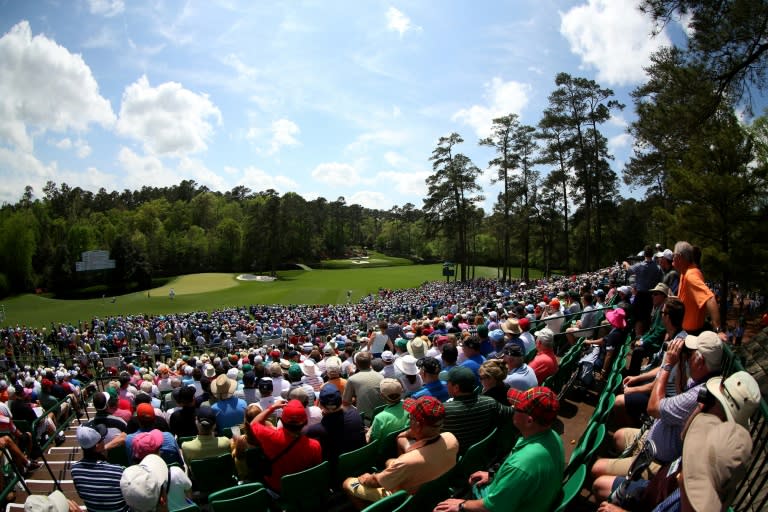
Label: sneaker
xmin=54 ymin=434 xmax=66 ymax=447
xmin=24 ymin=460 xmax=41 ymax=476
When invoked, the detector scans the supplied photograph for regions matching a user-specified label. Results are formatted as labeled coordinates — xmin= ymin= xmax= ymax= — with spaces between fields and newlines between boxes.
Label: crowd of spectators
xmin=0 ymin=240 xmax=764 ymax=511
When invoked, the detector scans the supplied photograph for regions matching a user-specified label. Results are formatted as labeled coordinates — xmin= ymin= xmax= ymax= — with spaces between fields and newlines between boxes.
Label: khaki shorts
xmin=603 ymin=428 xmax=660 ymax=478
xmin=344 ymin=478 xmax=392 ymax=502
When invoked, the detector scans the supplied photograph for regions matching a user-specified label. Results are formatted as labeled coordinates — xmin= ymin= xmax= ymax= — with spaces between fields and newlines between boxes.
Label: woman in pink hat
xmin=577 ymin=308 xmax=628 ymax=389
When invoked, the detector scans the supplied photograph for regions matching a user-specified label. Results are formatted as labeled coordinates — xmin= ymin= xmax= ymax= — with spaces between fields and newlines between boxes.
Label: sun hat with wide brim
xmin=394 ymin=355 xmax=419 ymax=376
xmin=682 ymin=413 xmax=753 ymax=512
xmin=606 ymin=308 xmax=626 ymax=329
xmin=210 ymin=374 xmax=236 ymax=399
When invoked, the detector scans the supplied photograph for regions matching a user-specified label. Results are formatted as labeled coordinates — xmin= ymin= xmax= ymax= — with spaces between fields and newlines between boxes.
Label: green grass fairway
xmin=0 ymin=264 xmax=541 ymax=328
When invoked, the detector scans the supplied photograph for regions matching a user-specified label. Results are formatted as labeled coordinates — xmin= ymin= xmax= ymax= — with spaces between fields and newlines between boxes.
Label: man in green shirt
xmin=366 ymin=378 xmax=409 ymax=443
xmin=627 ymin=282 xmax=670 ymax=376
xmin=434 ymin=386 xmax=564 ymax=512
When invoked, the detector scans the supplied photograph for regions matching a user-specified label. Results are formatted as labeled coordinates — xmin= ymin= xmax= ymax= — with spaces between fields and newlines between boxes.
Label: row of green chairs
xmin=555 ymin=333 xmax=632 ymax=510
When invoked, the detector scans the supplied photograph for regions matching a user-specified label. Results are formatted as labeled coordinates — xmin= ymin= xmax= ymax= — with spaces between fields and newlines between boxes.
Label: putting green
xmin=152 ymin=273 xmax=239 ymax=296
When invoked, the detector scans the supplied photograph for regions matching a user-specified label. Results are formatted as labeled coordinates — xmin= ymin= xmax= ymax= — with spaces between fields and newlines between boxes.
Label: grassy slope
xmin=0 ymin=261 xmax=541 ymax=328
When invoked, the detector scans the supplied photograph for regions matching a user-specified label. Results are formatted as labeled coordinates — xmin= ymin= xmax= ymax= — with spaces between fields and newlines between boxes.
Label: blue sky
xmin=0 ymin=0 xmax=683 ymax=211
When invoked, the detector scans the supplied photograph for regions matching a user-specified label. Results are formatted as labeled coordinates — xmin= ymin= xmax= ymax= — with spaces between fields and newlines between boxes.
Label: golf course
xmin=0 ymin=257 xmax=539 ymax=328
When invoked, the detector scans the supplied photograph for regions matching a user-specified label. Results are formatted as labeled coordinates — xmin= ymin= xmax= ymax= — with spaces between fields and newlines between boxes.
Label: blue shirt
xmin=504 ymin=364 xmax=538 ymax=392
xmin=71 ymin=459 xmax=129 ymax=512
xmin=411 ymin=380 xmax=450 ymax=402
xmin=460 ymin=354 xmax=486 ymax=382
xmin=211 ymin=396 xmax=247 ymax=434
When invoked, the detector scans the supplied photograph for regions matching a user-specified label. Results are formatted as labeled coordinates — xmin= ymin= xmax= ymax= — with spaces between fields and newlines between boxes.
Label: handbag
xmin=245 ymin=434 xmax=301 ymax=477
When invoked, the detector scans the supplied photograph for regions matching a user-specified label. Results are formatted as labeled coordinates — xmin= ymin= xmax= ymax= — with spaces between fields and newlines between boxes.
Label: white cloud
xmin=376 ymin=170 xmax=429 ymax=197
xmin=312 ymin=162 xmax=361 ymax=186
xmin=268 ymin=118 xmax=300 ymax=154
xmin=346 ymin=130 xmax=408 ymax=154
xmin=609 ymin=133 xmax=632 ymax=152
xmin=0 ymin=146 xmax=58 ymax=203
xmin=560 ymin=0 xmax=671 ymax=85
xmin=452 ymin=78 xmax=531 ymax=138
xmin=117 ymin=147 xmax=227 ymax=191
xmin=383 ymin=151 xmax=407 ymax=168
xmin=50 ymin=137 xmax=91 ymax=158
xmin=0 ymin=21 xmax=116 ymax=152
xmin=221 ymin=53 xmax=257 ymax=78
xmin=347 ymin=190 xmax=388 ymax=209
xmin=116 ymin=75 xmax=222 ymax=156
xmin=117 ymin=146 xmax=170 ymax=187
xmin=82 ymin=27 xmax=119 ymax=49
xmin=75 ymin=140 xmax=92 ymax=158
xmin=678 ymin=11 xmax=695 ymax=38
xmin=235 ymin=166 xmax=299 ymax=192
xmin=55 ymin=138 xmax=72 ymax=150
xmin=87 ymin=0 xmax=125 ymax=17
xmin=609 ymin=114 xmax=629 ymax=128
xmin=386 ymin=7 xmax=421 ymax=37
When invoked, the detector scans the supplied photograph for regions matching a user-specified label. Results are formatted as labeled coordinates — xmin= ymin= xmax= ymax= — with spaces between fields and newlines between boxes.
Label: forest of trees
xmin=1 ymin=1 xmax=768 ymax=300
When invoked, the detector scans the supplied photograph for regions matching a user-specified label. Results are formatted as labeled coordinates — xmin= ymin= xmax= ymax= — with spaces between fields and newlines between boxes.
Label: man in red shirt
xmin=249 ymin=399 xmax=322 ymax=492
xmin=528 ymin=328 xmax=558 ymax=385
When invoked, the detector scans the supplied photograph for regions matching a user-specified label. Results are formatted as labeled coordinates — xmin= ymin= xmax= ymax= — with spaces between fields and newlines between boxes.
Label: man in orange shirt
xmin=672 ymin=241 xmax=723 ymax=337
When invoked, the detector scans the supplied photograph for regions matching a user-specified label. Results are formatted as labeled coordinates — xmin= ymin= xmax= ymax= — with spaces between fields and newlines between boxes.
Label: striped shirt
xmin=71 ymin=459 xmax=129 ymax=512
xmin=443 ymin=394 xmax=512 ymax=454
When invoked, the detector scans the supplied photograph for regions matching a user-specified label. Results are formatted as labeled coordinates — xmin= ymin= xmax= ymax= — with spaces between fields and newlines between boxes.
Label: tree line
xmin=2 ymin=0 xmax=768 ymax=299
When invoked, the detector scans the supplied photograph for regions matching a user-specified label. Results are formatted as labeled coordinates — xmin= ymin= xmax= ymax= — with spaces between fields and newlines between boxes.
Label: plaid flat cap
xmin=507 ymin=386 xmax=559 ymax=424
xmin=403 ymin=396 xmax=445 ymax=425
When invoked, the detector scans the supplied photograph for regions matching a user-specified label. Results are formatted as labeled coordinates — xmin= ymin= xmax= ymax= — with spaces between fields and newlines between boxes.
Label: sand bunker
xmin=237 ymin=274 xmax=277 ymax=282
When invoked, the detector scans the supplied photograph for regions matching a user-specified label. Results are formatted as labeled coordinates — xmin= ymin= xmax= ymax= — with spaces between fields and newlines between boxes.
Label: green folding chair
xmin=337 ymin=439 xmax=380 ymax=486
xmin=406 ymin=466 xmax=458 ymax=512
xmin=208 ymin=482 xmax=265 ymax=502
xmin=456 ymin=427 xmax=497 ymax=481
xmin=553 ymin=463 xmax=586 ymax=512
xmin=278 ymin=460 xmax=331 ymax=512
xmin=209 ymin=486 xmax=272 ymax=512
xmin=189 ymin=453 xmax=238 ymax=494
xmin=376 ymin=426 xmax=409 ymax=466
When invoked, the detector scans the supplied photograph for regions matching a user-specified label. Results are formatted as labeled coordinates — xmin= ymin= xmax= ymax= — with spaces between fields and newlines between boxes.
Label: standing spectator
xmin=659 ymin=249 xmax=679 ymax=295
xmin=342 ymin=352 xmax=385 ymax=424
xmin=673 ymin=241 xmax=723 ymax=335
xmin=370 ymin=321 xmax=393 ymax=358
xmin=622 ymin=245 xmax=664 ymax=336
